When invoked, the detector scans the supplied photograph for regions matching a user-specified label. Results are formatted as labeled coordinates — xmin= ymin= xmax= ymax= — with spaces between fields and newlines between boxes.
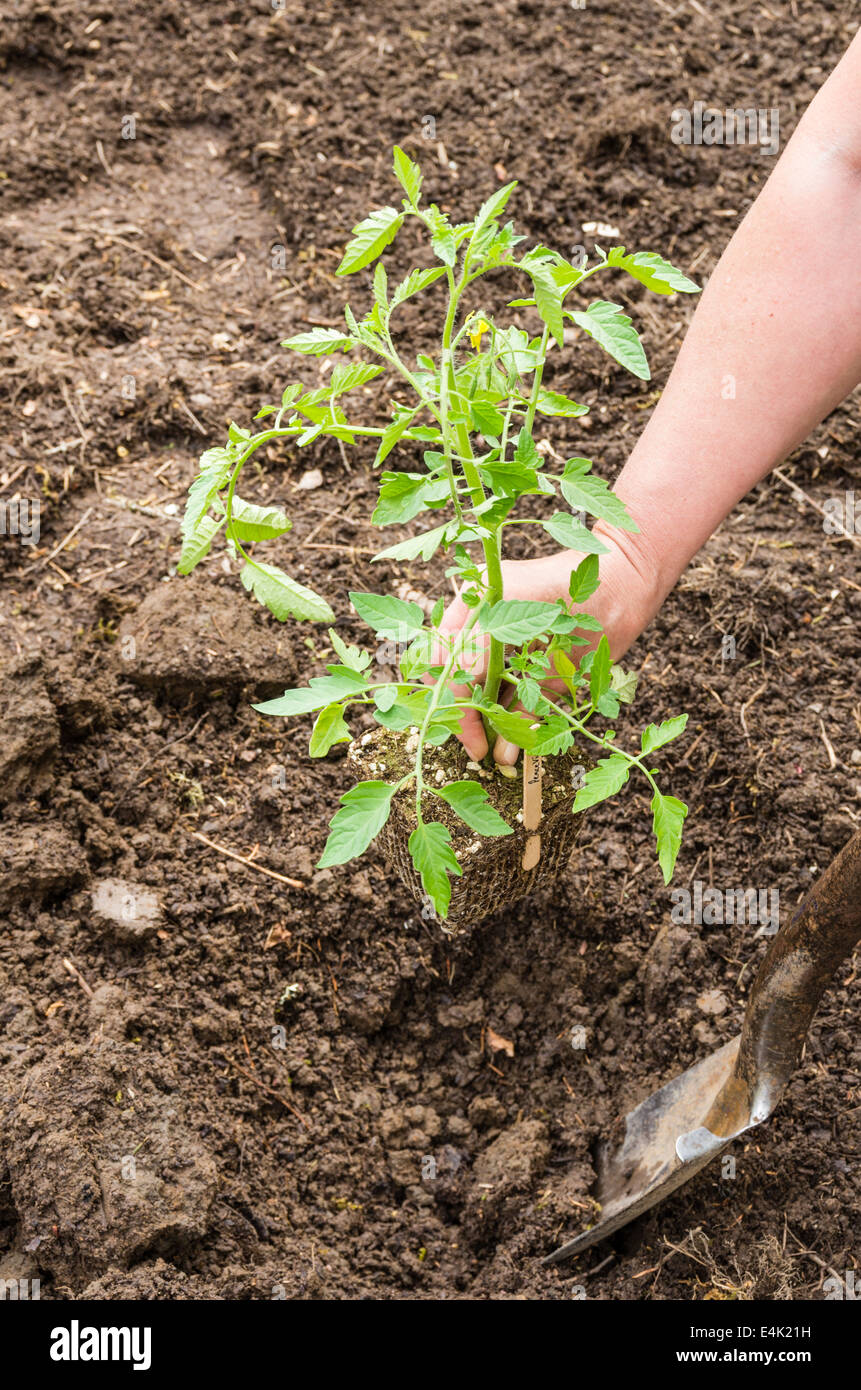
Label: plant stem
xmin=524 ymin=325 xmax=550 ymax=434
xmin=435 ymin=269 xmax=505 ymax=731
xmin=413 ymin=610 xmax=481 ymax=823
xmin=541 ymin=693 xmax=661 ymax=795
xmin=478 ymin=259 xmax=611 ymax=708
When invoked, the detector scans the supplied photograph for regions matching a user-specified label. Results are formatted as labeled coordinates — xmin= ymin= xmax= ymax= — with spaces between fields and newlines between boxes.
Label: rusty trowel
xmin=544 ymin=829 xmax=861 ymax=1264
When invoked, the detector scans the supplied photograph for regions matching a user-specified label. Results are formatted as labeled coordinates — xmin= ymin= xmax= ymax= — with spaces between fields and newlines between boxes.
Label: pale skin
xmin=442 ymin=29 xmax=861 ymax=763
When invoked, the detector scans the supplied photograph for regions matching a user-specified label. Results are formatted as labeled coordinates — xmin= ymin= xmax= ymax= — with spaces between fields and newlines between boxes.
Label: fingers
xmin=456 ymin=705 xmax=489 ymax=762
xmin=434 ymin=586 xmax=492 ymax=759
xmin=429 ymin=589 xmax=468 ymax=668
xmin=494 ymin=738 xmax=520 ymax=766
xmin=438 ymin=589 xmax=471 ymax=637
xmin=437 ymin=595 xmax=487 ymax=682
xmin=493 ymin=683 xmax=522 ymax=767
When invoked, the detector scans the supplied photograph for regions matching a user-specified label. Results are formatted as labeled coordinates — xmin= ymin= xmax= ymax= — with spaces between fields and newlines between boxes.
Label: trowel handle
xmin=712 ymin=830 xmax=861 ymax=1135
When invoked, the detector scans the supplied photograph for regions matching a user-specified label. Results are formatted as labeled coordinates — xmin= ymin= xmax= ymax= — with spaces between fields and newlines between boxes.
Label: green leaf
xmin=595 ymin=689 xmax=620 ymax=718
xmin=309 ymin=703 xmax=351 ymax=757
xmin=534 ymin=389 xmax=589 ymax=418
xmin=323 ymin=665 xmax=371 ymax=687
xmin=318 ymin=781 xmax=397 ymax=867
xmin=436 ymin=781 xmax=513 ymax=837
xmin=610 ymin=664 xmax=638 ymax=705
xmin=651 ymin=791 xmax=688 ymax=884
xmin=373 ymin=470 xmax=450 ymax=525
xmin=426 ymin=706 xmax=470 ymax=737
xmin=349 ymin=591 xmax=425 ymax=639
xmin=373 ymin=684 xmax=399 ymax=713
xmin=483 ymin=705 xmax=539 ymax=749
xmin=513 ymin=427 xmax=542 ymax=470
xmin=569 ymin=300 xmax=650 ymax=380
xmin=482 ymin=219 xmax=522 ymax=265
xmin=337 ymin=207 xmax=404 ymax=276
xmin=329 ymin=361 xmax=384 ymax=394
xmin=254 ymin=671 xmax=366 ymax=717
xmin=473 ymin=181 xmax=518 ymax=241
xmin=589 ymin=634 xmax=612 ymax=705
xmin=374 ymin=701 xmax=417 ymax=731
xmin=526 ymin=266 xmax=564 ymax=346
xmin=516 ymin=676 xmax=542 ymax=712
xmin=573 ymin=755 xmax=631 ymax=811
xmin=551 ymin=648 xmax=585 ymax=692
xmin=328 ymin=628 xmax=371 ymax=672
xmin=541 ymin=514 xmax=609 ymax=554
xmin=473 ymin=495 xmax=516 ymax=528
xmin=470 ymin=400 xmax=506 ymax=437
xmin=478 ymin=458 xmax=541 ymax=499
xmin=226 ymin=497 xmax=292 ymax=543
xmin=641 ymin=714 xmax=689 ymax=756
xmin=281 ymin=327 xmax=356 ymax=355
xmin=373 ymin=409 xmax=417 ymax=467
xmin=254 ymin=687 xmax=327 ymax=717
xmin=492 ymin=219 xmax=522 ymax=258
xmin=408 ymin=822 xmax=462 ymax=919
xmin=393 ymin=145 xmax=423 ymax=206
xmin=180 ymin=446 xmax=233 ymax=556
xmin=373 ymin=261 xmax=388 ymax=318
xmin=177 ymin=512 xmax=221 ymax=575
xmin=607 ymin=246 xmax=700 ymax=296
xmin=391 ymin=265 xmax=447 ymax=307
xmin=240 ymin=561 xmax=335 ymax=623
xmin=495 ymin=325 xmax=540 ymax=376
xmin=480 ymin=599 xmax=567 ymax=645
xmin=560 ymin=460 xmax=639 ymax=532
xmin=372 ymin=687 xmax=429 ymax=728
xmin=531 ymin=718 xmax=577 ymax=756
xmin=568 ymin=554 xmax=600 ymax=604
xmin=399 ymin=630 xmax=435 ymax=680
xmin=431 ymin=225 xmax=456 ymax=267
xmin=289 ymin=393 xmax=357 ymax=442
xmin=371 ymin=523 xmax=448 ymax=564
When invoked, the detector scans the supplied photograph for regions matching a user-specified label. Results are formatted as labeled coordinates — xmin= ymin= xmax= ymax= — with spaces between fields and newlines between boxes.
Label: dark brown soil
xmin=0 ymin=0 xmax=858 ymax=1301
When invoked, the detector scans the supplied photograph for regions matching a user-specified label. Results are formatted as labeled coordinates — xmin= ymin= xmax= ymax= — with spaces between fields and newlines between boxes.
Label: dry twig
xmin=190 ymin=831 xmax=305 ymax=889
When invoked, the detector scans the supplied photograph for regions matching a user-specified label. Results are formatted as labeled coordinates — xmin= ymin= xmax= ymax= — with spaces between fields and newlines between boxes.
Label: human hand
xmin=439 ymin=535 xmax=659 ymax=764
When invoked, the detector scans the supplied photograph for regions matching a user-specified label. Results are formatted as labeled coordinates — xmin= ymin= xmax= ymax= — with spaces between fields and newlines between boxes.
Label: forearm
xmin=593 ymin=32 xmax=861 ymax=623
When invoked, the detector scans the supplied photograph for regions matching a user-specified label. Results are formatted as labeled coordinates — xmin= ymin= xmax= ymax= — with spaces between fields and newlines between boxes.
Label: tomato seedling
xmin=180 ymin=146 xmax=700 ymax=918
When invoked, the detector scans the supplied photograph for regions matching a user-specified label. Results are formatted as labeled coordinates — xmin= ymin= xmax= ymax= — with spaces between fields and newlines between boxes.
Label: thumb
xmin=438 ymin=587 xmax=470 ymax=637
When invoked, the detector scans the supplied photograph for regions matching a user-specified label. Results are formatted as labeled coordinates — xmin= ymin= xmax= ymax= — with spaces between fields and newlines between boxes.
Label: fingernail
xmin=495 ymin=739 xmax=519 ymax=767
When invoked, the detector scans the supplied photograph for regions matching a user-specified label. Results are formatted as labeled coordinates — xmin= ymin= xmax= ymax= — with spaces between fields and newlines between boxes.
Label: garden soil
xmin=0 ymin=0 xmax=858 ymax=1300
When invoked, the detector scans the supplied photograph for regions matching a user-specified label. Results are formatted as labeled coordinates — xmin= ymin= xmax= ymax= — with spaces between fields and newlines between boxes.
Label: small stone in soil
xmin=91 ymin=878 xmax=162 ymax=943
xmin=696 ymin=987 xmax=729 ymax=1016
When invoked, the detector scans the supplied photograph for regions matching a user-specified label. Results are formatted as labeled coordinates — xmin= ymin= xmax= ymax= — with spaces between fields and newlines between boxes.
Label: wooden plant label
xmin=522 ymin=752 xmax=543 ymax=871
